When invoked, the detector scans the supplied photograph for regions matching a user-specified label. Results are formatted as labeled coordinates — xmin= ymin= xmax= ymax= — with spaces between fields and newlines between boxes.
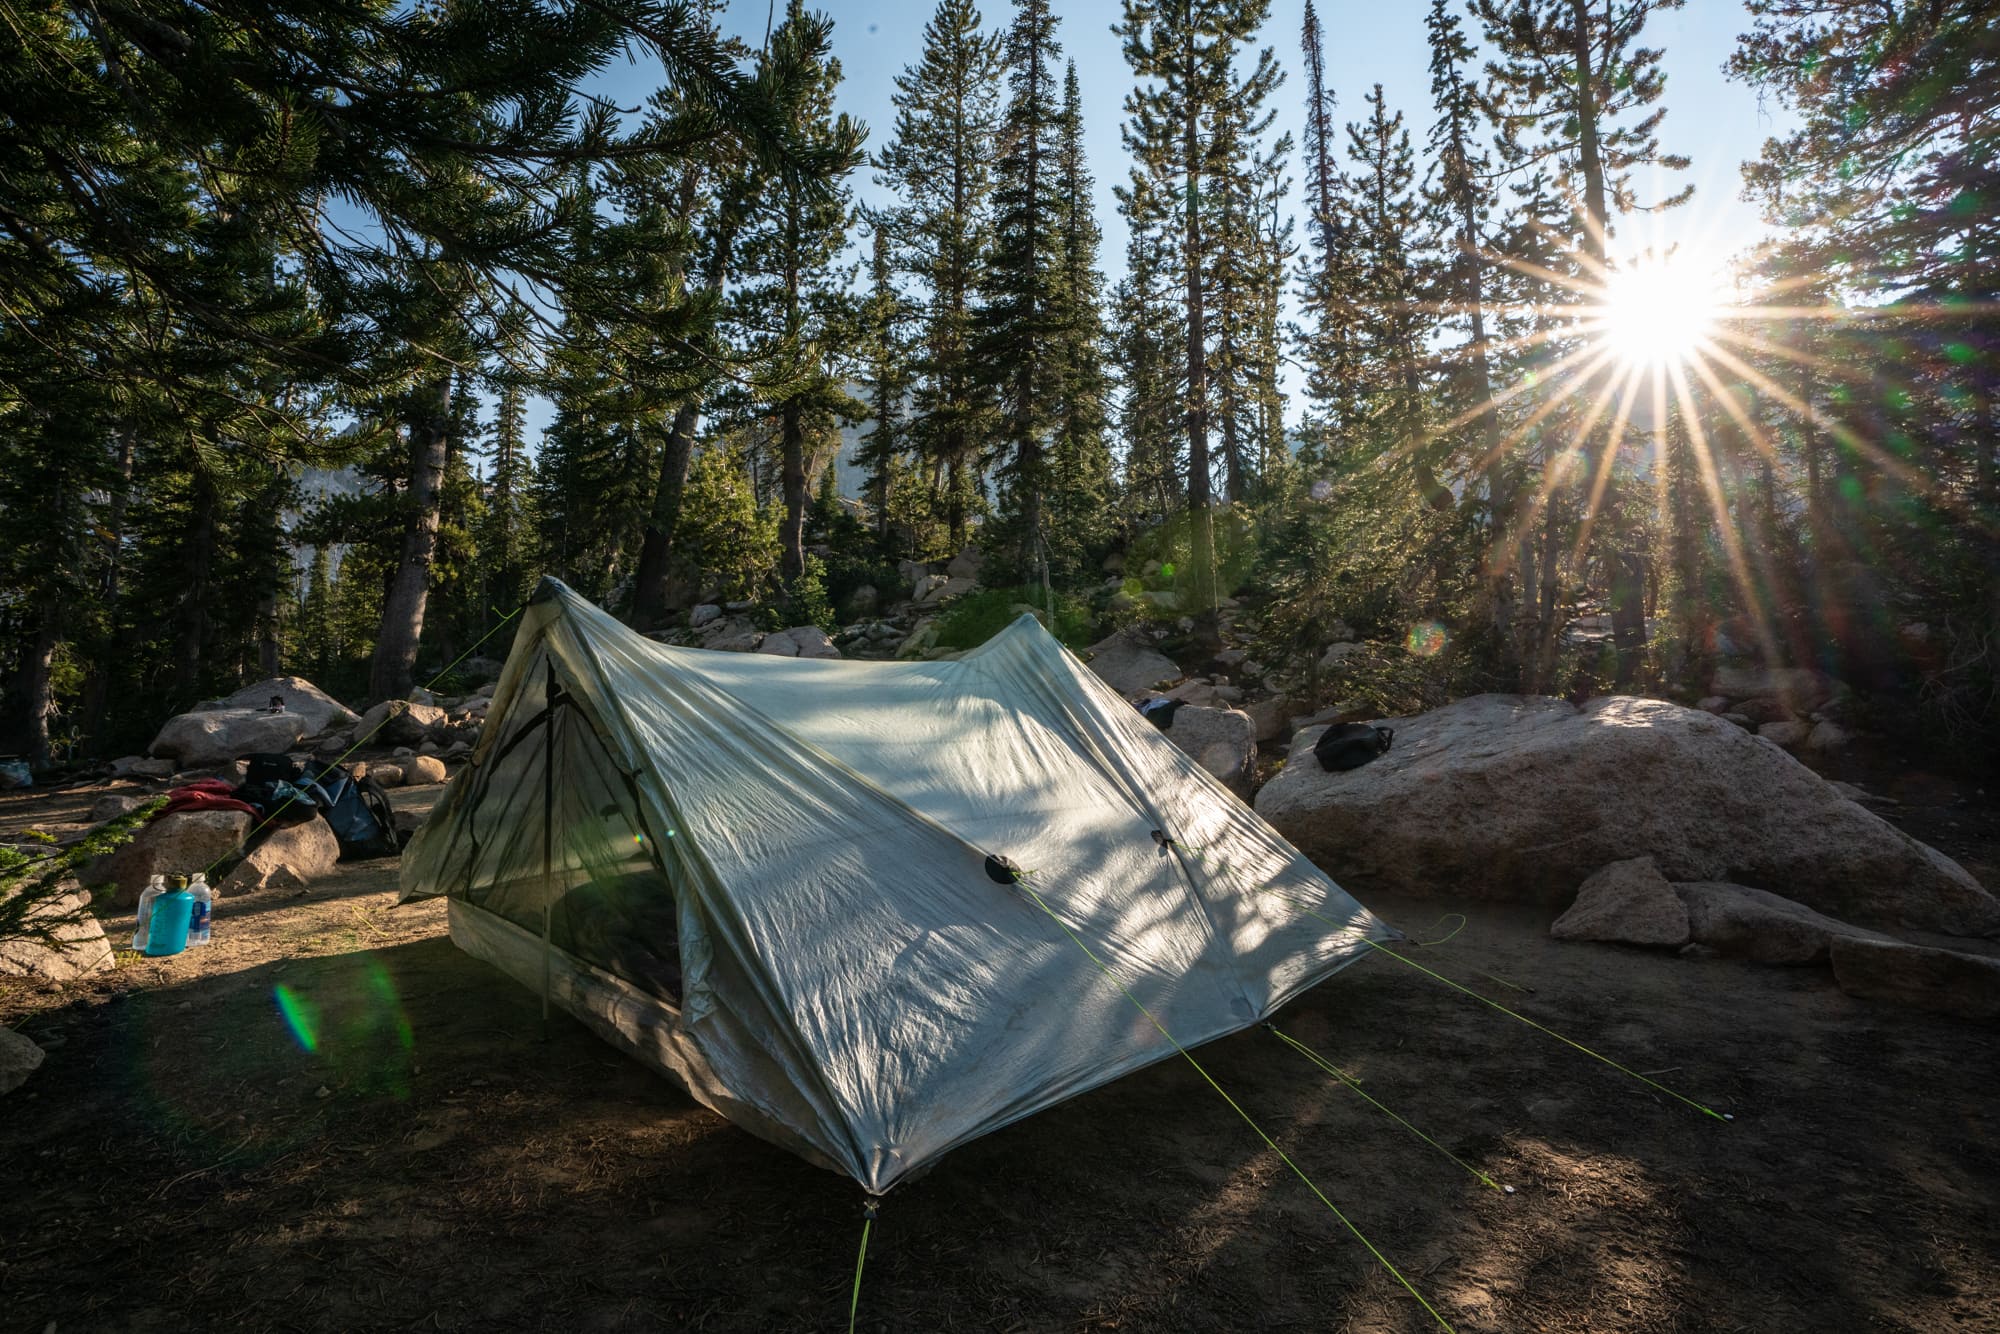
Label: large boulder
xmin=355 ymin=699 xmax=448 ymax=747
xmin=1710 ymin=665 xmax=1830 ymax=713
xmin=1162 ymin=706 xmax=1256 ymax=798
xmin=0 ymin=882 xmax=114 ymax=982
xmin=1829 ymin=937 xmax=2000 ymax=1021
xmin=202 ymin=677 xmax=360 ymax=735
xmin=1254 ymin=694 xmax=2000 ymax=936
xmin=149 ymin=708 xmax=310 ymax=766
xmin=1245 ymin=696 xmax=1294 ymax=744
xmin=0 ymin=1027 xmax=43 ymax=1096
xmin=85 ymin=809 xmax=253 ymax=906
xmin=110 ymin=755 xmax=175 ymax=780
xmin=947 ymin=544 xmax=984 ymax=581
xmin=218 ymin=818 xmax=341 ymax=895
xmin=1083 ymin=628 xmax=1182 ymax=695
xmin=1551 ymin=857 xmax=1690 ymax=947
xmin=89 ymin=794 xmax=142 ymax=823
xmin=1675 ymin=881 xmax=1889 ymax=964
xmin=758 ymin=626 xmax=842 ymax=659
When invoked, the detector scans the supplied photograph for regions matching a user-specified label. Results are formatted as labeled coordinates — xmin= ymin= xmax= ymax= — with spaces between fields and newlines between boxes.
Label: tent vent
xmin=982 ymin=854 xmax=1023 ymax=885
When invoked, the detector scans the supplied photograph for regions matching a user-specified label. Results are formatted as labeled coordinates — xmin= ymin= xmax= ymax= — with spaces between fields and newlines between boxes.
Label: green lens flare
xmin=274 ymin=984 xmax=320 ymax=1052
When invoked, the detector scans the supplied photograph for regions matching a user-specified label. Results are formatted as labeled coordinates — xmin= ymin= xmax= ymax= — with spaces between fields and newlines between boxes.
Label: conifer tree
xmin=1116 ymin=0 xmax=1282 ymax=631
xmin=729 ymin=1 xmax=867 ymax=593
xmin=1294 ymin=0 xmax=1364 ymax=461
xmin=980 ymin=0 xmax=1069 ymax=575
xmin=1044 ymin=62 xmax=1114 ymax=575
xmin=856 ymin=228 xmax=915 ymax=541
xmin=872 ymin=0 xmax=1006 ymax=554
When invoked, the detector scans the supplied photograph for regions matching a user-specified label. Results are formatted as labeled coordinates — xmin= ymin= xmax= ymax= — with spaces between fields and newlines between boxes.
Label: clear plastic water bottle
xmin=132 ymin=875 xmax=167 ymax=950
xmin=187 ymin=872 xmax=213 ymax=946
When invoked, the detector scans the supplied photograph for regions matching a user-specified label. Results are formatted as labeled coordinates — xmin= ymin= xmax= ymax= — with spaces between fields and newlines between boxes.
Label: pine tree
xmin=1294 ymin=0 xmax=1364 ymax=462
xmin=979 ymin=0 xmax=1069 ymax=575
xmin=1115 ymin=0 xmax=1283 ymax=632
xmin=728 ymin=1 xmax=867 ymax=594
xmin=856 ymin=227 xmax=915 ymax=542
xmin=1044 ymin=61 xmax=1114 ymax=576
xmin=872 ymin=0 xmax=1006 ymax=555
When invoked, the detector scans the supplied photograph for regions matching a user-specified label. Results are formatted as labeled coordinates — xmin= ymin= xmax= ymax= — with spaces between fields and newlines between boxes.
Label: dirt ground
xmin=2 ymin=770 xmax=1997 ymax=1334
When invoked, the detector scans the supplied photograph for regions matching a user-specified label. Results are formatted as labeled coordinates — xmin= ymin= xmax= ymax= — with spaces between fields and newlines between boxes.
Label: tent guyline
xmin=1266 ymin=1025 xmax=1512 ymax=1195
xmin=198 ymin=605 xmax=524 ymax=881
xmin=1008 ymin=868 xmax=1458 ymax=1334
xmin=1168 ymin=832 xmax=1732 ymax=1126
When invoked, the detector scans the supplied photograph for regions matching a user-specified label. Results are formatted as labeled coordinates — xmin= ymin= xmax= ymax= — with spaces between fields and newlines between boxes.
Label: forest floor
xmin=2 ymin=767 xmax=1997 ymax=1333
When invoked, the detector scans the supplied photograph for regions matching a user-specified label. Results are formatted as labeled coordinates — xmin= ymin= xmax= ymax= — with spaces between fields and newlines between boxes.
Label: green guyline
xmin=1267 ymin=1025 xmax=1510 ymax=1194
xmin=1009 ymin=869 xmax=1457 ymax=1334
xmin=199 ymin=606 xmax=525 ymax=880
xmin=1167 ymin=835 xmax=1728 ymax=1125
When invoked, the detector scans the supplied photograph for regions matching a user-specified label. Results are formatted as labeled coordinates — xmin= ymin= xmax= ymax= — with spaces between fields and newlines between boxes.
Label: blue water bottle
xmin=143 ymin=875 xmax=196 ymax=957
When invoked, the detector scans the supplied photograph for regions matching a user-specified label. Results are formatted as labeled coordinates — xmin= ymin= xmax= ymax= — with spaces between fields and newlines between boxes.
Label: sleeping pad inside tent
xmin=400 ymin=577 xmax=1395 ymax=1193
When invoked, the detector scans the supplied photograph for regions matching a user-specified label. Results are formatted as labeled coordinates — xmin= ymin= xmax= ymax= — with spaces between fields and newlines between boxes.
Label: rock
xmin=1711 ymin=665 xmax=1829 ymax=712
xmin=1252 ymin=694 xmax=2000 ymax=936
xmin=1319 ymin=642 xmax=1363 ymax=669
xmin=759 ymin=626 xmax=842 ymax=659
xmin=913 ymin=572 xmax=951 ymax=602
xmin=1829 ymin=936 xmax=2000 ymax=1020
xmin=392 ymin=746 xmax=415 ymax=759
xmin=710 ymin=629 xmax=766 ymax=652
xmin=0 ymin=1027 xmax=44 ymax=1096
xmin=1108 ymin=590 xmax=1142 ymax=613
xmin=205 ymin=677 xmax=361 ymax=735
xmin=1550 ymin=857 xmax=1690 ymax=948
xmin=316 ymin=733 xmax=352 ymax=757
xmin=218 ymin=818 xmax=341 ymax=895
xmin=1162 ymin=705 xmax=1256 ymax=798
xmin=1719 ymin=712 xmax=1754 ymax=730
xmin=1734 ymin=696 xmax=1796 ymax=725
xmin=392 ymin=807 xmax=428 ymax=840
xmin=1142 ymin=559 xmax=1163 ymax=577
xmin=149 ymin=708 xmax=310 ymax=767
xmin=947 ymin=545 xmax=984 ymax=581
xmin=1083 ymin=628 xmax=1183 ymax=694
xmin=1165 ymin=678 xmax=1219 ymax=708
xmin=1697 ymin=696 xmax=1730 ymax=714
xmin=461 ymin=655 xmax=504 ymax=682
xmin=846 ymin=585 xmax=880 ymax=617
xmin=1142 ymin=590 xmax=1180 ymax=611
xmin=689 ymin=603 xmax=723 ymax=629
xmin=86 ymin=809 xmax=253 ymax=906
xmin=1758 ymin=720 xmax=1810 ymax=749
xmin=402 ymin=755 xmax=448 ymax=786
xmin=1103 ymin=551 xmax=1126 ymax=574
xmin=1213 ymin=648 xmax=1248 ymax=670
xmin=110 ymin=755 xmax=176 ymax=780
xmin=356 ymin=699 xmax=448 ymax=747
xmin=443 ymin=740 xmax=473 ymax=761
xmin=1805 ymin=721 xmax=1853 ymax=754
xmin=0 ymin=882 xmax=114 ymax=982
xmin=1326 ymin=620 xmax=1357 ymax=643
xmin=1675 ymin=881 xmax=1890 ymax=964
xmin=369 ymin=763 xmax=404 ymax=788
xmin=1246 ymin=697 xmax=1294 ymax=744
xmin=90 ymin=794 xmax=141 ymax=823
xmin=897 ymin=618 xmax=941 ymax=660
xmin=348 ymin=761 xmax=370 ymax=782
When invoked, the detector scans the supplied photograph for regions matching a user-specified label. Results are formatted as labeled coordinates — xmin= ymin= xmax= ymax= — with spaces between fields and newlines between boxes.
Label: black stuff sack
xmin=1314 ymin=723 xmax=1394 ymax=772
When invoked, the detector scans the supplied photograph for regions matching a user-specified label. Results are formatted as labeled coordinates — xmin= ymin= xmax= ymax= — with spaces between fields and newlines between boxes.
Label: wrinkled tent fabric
xmin=401 ymin=578 xmax=1393 ymax=1192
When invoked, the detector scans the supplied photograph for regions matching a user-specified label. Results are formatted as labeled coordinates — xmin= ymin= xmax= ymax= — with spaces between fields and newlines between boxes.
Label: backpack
xmin=1314 ymin=723 xmax=1394 ymax=773
xmin=306 ymin=763 xmax=402 ymax=860
xmin=1138 ymin=697 xmax=1186 ymax=730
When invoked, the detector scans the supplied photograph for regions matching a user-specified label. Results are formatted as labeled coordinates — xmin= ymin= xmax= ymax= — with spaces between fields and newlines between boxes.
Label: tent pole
xmin=541 ymin=659 xmax=556 ymax=1028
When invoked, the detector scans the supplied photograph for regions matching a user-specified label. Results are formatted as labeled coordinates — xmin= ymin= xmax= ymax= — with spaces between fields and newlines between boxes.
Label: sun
xmin=1595 ymin=251 xmax=1726 ymax=368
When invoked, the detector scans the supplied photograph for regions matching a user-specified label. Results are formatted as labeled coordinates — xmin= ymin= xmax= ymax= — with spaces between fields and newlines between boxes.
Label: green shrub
xmin=933 ymin=585 xmax=1097 ymax=651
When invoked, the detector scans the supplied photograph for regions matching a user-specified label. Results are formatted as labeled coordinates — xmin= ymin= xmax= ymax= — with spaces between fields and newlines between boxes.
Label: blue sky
xmin=545 ymin=0 xmax=1796 ymax=436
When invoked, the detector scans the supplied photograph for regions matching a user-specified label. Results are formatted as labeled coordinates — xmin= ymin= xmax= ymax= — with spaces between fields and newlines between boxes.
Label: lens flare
xmin=274 ymin=984 xmax=320 ymax=1053
xmin=1406 ymin=622 xmax=1448 ymax=658
xmin=1596 ymin=253 xmax=1724 ymax=368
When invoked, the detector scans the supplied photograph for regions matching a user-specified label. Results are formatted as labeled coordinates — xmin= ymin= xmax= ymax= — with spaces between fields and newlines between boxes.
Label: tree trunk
xmin=369 ymin=382 xmax=450 ymax=702
xmin=22 ymin=598 xmax=60 ymax=770
xmin=780 ymin=400 xmax=808 ymax=586
xmin=1182 ymin=39 xmax=1216 ymax=634
xmin=80 ymin=426 xmax=136 ymax=751
xmin=629 ymin=401 xmax=701 ymax=629
xmin=172 ymin=471 xmax=217 ymax=704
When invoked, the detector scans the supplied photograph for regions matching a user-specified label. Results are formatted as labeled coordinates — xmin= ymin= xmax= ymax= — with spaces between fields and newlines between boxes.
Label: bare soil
xmin=2 ymin=774 xmax=1997 ymax=1333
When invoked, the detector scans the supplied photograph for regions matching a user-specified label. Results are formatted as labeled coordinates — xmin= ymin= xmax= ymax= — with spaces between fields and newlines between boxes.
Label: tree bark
xmin=779 ymin=399 xmax=808 ymax=585
xmin=172 ymin=471 xmax=217 ymax=704
xmin=629 ymin=401 xmax=701 ymax=629
xmin=80 ymin=426 xmax=136 ymax=751
xmin=1182 ymin=32 xmax=1216 ymax=634
xmin=23 ymin=598 xmax=60 ymax=770
xmin=369 ymin=381 xmax=450 ymax=702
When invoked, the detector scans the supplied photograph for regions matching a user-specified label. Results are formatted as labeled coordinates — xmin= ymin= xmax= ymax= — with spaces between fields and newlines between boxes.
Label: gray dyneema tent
xmin=401 ymin=577 xmax=1392 ymax=1192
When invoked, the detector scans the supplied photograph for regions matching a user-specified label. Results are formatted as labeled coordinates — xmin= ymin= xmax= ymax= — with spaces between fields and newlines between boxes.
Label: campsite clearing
xmin=2 ymin=781 xmax=1997 ymax=1332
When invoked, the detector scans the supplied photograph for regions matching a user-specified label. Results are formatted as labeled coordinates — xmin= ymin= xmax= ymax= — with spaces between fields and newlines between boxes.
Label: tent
xmin=401 ymin=577 xmax=1393 ymax=1193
